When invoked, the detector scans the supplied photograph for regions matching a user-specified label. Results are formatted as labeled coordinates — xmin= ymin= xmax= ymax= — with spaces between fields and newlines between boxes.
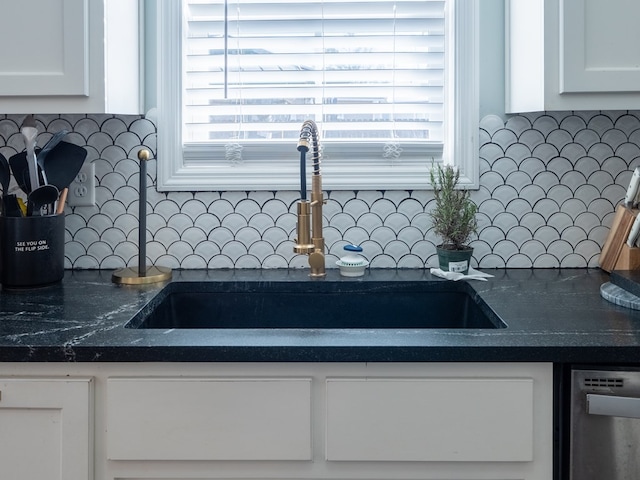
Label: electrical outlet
xmin=68 ymin=162 xmax=95 ymax=207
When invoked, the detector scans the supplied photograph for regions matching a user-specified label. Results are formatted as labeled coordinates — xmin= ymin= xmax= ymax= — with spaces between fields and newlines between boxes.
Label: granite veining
xmin=1 ymin=268 xmax=639 ymax=363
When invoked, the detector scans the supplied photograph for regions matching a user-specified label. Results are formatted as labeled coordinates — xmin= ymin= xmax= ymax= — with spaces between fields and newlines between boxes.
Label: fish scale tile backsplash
xmin=0 ymin=111 xmax=637 ymax=270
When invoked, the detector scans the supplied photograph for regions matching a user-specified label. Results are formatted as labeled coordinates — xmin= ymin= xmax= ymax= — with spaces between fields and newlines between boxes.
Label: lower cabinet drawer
xmin=326 ymin=377 xmax=534 ymax=462
xmin=107 ymin=377 xmax=312 ymax=461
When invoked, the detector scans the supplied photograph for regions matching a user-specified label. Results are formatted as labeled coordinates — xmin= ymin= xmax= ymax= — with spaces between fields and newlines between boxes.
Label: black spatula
xmin=42 ymin=141 xmax=88 ymax=191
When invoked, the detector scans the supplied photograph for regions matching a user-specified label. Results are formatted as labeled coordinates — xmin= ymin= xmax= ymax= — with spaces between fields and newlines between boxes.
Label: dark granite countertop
xmin=0 ymin=268 xmax=639 ymax=363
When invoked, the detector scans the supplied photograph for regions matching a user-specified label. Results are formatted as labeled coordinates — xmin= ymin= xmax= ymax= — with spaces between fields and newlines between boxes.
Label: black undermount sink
xmin=125 ymin=280 xmax=506 ymax=330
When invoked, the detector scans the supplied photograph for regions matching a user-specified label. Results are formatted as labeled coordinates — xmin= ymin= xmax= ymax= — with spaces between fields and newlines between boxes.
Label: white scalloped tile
xmin=101 ymin=227 xmax=127 ymax=246
xmin=73 ymin=227 xmax=100 ymax=245
xmin=357 ymin=212 xmax=384 ymax=231
xmin=533 ymin=254 xmax=560 ymax=268
xmin=166 ymin=241 xmax=194 ymax=261
xmin=547 ymin=185 xmax=573 ymax=205
xmin=532 ymin=143 xmax=560 ymax=163
xmin=548 ymin=241 xmax=577 ymax=263
xmin=145 ymin=213 xmax=167 ymax=235
xmin=547 ymin=212 xmax=573 ymax=232
xmin=576 ymin=211 xmax=602 ymax=231
xmin=504 ymin=143 xmax=532 ymax=164
xmin=532 ymin=115 xmax=560 ymax=136
xmin=343 ymin=226 xmax=373 ymax=246
xmin=506 ymin=253 xmax=533 ymax=268
xmin=262 ymin=199 xmax=290 ymax=220
xmin=586 ymin=171 xmax=615 ymax=193
xmin=153 ymin=226 xmax=181 ymax=247
xmin=504 ymin=115 xmax=531 ymax=136
xmin=588 ymin=198 xmax=617 ymax=220
xmin=518 ymin=129 xmax=546 ymax=150
xmin=177 ymin=199 xmax=208 ymax=220
xmin=547 ymin=157 xmax=574 ymax=179
xmin=492 ymin=157 xmax=519 ymax=177
xmin=193 ymin=213 xmax=221 ymax=231
xmin=479 ymin=114 xmax=506 ymax=136
xmin=588 ymin=143 xmax=615 ymax=163
xmin=546 ymin=129 xmax=573 ymax=150
xmin=557 ymin=115 xmax=585 ymax=136
xmin=561 ymin=226 xmax=589 ymax=247
xmin=235 ymin=199 xmax=262 ymax=220
xmin=181 ymin=226 xmax=208 ymax=245
xmin=220 ymin=240 xmax=248 ymax=261
xmin=65 ymin=241 xmax=87 ymax=261
xmin=113 ymin=241 xmax=139 ymax=260
xmin=167 ymin=212 xmax=197 ymax=233
xmin=478 ymin=226 xmax=506 ymax=245
xmin=329 ymin=212 xmax=357 ymax=232
xmin=220 ymin=212 xmax=250 ymax=233
xmin=383 ymin=212 xmax=410 ymax=231
xmin=194 ymin=240 xmax=220 ymax=258
xmin=370 ymin=198 xmax=399 ymax=218
xmin=480 ymin=171 xmax=507 ymax=195
xmin=602 ymin=184 xmax=626 ymax=206
xmin=235 ymin=226 xmax=262 ymax=246
xmin=572 ymin=129 xmax=599 ymax=151
xmin=491 ymin=128 xmax=518 ymax=149
xmin=506 ymin=226 xmax=532 ymax=246
xmin=518 ymin=157 xmax=546 ymax=178
xmin=601 ymin=156 xmax=628 ymax=179
xmin=491 ymin=185 xmax=518 ymax=205
xmin=519 ymin=184 xmax=546 ymax=206
xmin=208 ymin=198 xmax=235 ymax=217
xmin=493 ymin=212 xmax=519 ymax=231
xmin=520 ymin=239 xmax=546 ymax=258
xmin=396 ymin=198 xmax=424 ymax=219
xmin=479 ymin=142 xmax=504 ymax=165
xmin=534 ymin=226 xmax=561 ymax=245
xmin=369 ymin=254 xmax=397 ymax=268
xmin=493 ymin=240 xmax=519 ymax=259
xmin=601 ymin=129 xmax=628 ymax=151
xmin=505 ymin=199 xmax=534 ymax=218
xmin=520 ymin=212 xmax=547 ymax=232
xmin=587 ymin=114 xmax=615 ymax=135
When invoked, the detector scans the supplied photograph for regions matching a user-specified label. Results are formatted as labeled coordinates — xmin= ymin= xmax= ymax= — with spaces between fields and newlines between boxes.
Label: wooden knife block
xmin=600 ymin=204 xmax=640 ymax=272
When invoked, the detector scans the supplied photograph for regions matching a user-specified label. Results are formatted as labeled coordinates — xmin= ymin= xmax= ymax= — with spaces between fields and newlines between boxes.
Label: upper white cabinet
xmin=506 ymin=0 xmax=640 ymax=112
xmin=0 ymin=0 xmax=141 ymax=114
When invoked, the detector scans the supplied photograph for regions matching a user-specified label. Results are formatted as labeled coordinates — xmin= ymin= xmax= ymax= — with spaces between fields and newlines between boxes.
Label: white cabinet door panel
xmin=0 ymin=377 xmax=93 ymax=480
xmin=107 ymin=377 xmax=312 ymax=461
xmin=561 ymin=0 xmax=640 ymax=93
xmin=326 ymin=377 xmax=534 ymax=462
xmin=0 ymin=0 xmax=88 ymax=96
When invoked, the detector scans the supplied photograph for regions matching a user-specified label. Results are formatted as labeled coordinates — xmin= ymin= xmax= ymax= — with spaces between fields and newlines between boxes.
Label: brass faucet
xmin=294 ymin=120 xmax=326 ymax=277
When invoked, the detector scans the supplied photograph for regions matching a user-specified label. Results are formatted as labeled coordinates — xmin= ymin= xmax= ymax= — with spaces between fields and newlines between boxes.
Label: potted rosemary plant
xmin=429 ymin=164 xmax=478 ymax=274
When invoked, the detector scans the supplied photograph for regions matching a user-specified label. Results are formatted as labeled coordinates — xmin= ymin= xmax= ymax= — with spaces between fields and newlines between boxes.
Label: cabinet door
xmin=561 ymin=0 xmax=640 ymax=93
xmin=326 ymin=377 xmax=533 ymax=462
xmin=0 ymin=0 xmax=88 ymax=96
xmin=107 ymin=377 xmax=312 ymax=461
xmin=0 ymin=377 xmax=93 ymax=480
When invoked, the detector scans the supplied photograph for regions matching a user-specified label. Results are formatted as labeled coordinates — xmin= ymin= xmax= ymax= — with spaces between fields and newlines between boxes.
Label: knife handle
xmin=625 ymin=167 xmax=640 ymax=207
xmin=627 ymin=214 xmax=640 ymax=247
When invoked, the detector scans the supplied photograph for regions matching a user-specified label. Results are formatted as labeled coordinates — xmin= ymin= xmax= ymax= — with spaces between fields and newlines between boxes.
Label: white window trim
xmin=156 ymin=0 xmax=478 ymax=191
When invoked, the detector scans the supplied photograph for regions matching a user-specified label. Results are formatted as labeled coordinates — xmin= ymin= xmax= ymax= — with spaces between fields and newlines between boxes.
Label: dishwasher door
xmin=570 ymin=368 xmax=640 ymax=480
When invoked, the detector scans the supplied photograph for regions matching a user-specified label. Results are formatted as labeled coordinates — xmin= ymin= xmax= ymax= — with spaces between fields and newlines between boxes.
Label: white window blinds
xmin=183 ymin=0 xmax=445 ymax=154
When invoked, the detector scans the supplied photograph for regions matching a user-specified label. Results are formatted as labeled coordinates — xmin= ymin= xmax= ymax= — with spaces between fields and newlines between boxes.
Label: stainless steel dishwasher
xmin=570 ymin=367 xmax=640 ymax=479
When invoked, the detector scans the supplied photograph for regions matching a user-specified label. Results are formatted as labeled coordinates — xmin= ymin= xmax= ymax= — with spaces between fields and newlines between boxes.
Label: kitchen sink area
xmin=125 ymin=280 xmax=506 ymax=330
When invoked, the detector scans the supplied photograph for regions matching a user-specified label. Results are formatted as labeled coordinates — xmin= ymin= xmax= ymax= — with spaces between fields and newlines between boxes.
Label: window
xmin=156 ymin=0 xmax=478 ymax=191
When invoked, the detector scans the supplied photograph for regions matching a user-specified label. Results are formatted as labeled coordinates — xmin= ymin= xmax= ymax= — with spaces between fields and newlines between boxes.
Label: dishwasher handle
xmin=587 ymin=393 xmax=640 ymax=419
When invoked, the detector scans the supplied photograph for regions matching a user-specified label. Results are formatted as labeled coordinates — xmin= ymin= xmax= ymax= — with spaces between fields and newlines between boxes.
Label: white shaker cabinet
xmin=506 ymin=0 xmax=640 ymax=112
xmin=0 ymin=377 xmax=93 ymax=480
xmin=0 ymin=0 xmax=141 ymax=114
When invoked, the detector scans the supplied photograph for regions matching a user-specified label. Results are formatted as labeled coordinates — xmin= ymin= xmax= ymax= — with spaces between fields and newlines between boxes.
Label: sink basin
xmin=126 ymin=281 xmax=506 ymax=330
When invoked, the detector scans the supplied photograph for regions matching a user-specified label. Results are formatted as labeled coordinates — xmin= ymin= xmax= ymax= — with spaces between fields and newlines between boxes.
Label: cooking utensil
xmin=21 ymin=115 xmax=40 ymax=191
xmin=27 ymin=184 xmax=59 ymax=217
xmin=56 ymin=188 xmax=68 ymax=215
xmin=2 ymin=194 xmax=23 ymax=217
xmin=9 ymin=148 xmax=44 ymax=194
xmin=0 ymin=152 xmax=10 ymax=195
xmin=43 ymin=141 xmax=88 ymax=190
xmin=37 ymin=129 xmax=69 ymax=185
